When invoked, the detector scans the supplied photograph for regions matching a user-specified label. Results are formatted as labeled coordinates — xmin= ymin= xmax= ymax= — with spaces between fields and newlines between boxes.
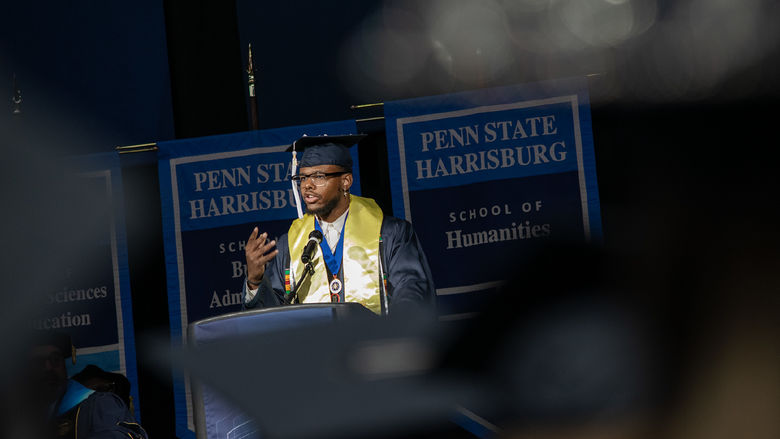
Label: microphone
xmin=301 ymin=230 xmax=323 ymax=264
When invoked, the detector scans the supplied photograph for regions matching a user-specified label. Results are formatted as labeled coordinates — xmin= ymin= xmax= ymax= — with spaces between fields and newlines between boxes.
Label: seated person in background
xmin=72 ymin=364 xmax=133 ymax=414
xmin=26 ymin=331 xmax=147 ymax=439
xmin=244 ymin=134 xmax=435 ymax=315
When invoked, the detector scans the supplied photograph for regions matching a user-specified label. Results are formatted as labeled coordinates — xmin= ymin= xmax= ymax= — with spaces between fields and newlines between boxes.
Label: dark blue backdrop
xmin=1 ymin=1 xmax=174 ymax=152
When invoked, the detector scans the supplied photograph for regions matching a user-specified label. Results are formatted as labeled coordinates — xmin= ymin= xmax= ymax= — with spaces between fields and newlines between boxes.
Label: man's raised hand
xmin=245 ymin=227 xmax=279 ymax=287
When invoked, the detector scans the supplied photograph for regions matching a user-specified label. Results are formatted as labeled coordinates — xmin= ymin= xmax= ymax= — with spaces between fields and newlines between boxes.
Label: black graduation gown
xmin=243 ymin=215 xmax=435 ymax=313
xmin=53 ymin=383 xmax=146 ymax=439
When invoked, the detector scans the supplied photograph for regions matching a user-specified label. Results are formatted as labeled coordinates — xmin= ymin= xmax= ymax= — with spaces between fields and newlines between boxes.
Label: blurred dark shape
xmin=0 ymin=110 xmax=126 ymax=438
xmin=161 ymin=307 xmax=483 ymax=439
xmin=11 ymin=74 xmax=22 ymax=115
xmin=435 ymin=240 xmax=673 ymax=432
xmin=332 ymin=0 xmax=780 ymax=106
xmin=160 ymin=229 xmax=779 ymax=439
xmin=187 ymin=304 xmax=378 ymax=439
xmin=443 ymin=200 xmax=780 ymax=439
xmin=158 ymin=241 xmax=641 ymax=438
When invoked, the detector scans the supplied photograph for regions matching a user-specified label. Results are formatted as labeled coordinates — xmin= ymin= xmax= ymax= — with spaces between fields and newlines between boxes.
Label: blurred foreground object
xmin=163 ymin=236 xmax=778 ymax=439
xmin=11 ymin=74 xmax=23 ymax=115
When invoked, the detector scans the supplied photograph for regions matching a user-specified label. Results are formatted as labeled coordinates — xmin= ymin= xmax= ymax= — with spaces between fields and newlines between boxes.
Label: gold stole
xmin=288 ymin=195 xmax=383 ymax=314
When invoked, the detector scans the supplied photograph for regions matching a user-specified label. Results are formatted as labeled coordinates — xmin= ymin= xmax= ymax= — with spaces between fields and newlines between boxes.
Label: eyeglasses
xmin=291 ymin=172 xmax=347 ymax=186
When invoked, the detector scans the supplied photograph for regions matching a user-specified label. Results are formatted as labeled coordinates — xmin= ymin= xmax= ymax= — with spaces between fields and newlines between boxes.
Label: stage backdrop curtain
xmin=383 ymin=78 xmax=602 ymax=318
xmin=34 ymin=152 xmax=143 ymax=420
xmin=157 ymin=120 xmax=359 ymax=439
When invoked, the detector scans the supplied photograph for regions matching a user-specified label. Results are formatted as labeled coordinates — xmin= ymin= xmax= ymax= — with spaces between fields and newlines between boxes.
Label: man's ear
xmin=342 ymin=173 xmax=353 ymax=191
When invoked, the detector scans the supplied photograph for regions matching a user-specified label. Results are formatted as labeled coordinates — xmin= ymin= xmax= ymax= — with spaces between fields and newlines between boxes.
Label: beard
xmin=306 ymin=194 xmax=341 ymax=218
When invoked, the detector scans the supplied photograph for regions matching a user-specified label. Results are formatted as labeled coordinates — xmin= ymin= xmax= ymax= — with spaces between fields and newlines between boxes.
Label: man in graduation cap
xmin=243 ymin=134 xmax=435 ymax=314
xmin=22 ymin=330 xmax=147 ymax=438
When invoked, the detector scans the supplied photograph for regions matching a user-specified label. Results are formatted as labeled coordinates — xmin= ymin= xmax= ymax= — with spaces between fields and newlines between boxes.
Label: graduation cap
xmin=288 ymin=134 xmax=367 ymax=218
xmin=287 ymin=134 xmax=366 ymax=170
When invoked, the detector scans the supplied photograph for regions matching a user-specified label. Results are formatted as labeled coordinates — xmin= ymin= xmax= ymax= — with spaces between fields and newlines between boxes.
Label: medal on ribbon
xmin=329 ymin=277 xmax=343 ymax=301
xmin=314 ymin=214 xmax=348 ymax=301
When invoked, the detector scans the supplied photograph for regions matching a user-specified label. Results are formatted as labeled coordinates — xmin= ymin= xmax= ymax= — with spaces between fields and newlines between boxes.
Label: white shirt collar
xmin=318 ymin=208 xmax=348 ymax=249
xmin=318 ymin=207 xmax=348 ymax=229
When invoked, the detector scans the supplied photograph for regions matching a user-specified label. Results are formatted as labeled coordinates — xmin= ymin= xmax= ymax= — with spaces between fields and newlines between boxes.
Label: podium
xmin=187 ymin=303 xmax=376 ymax=439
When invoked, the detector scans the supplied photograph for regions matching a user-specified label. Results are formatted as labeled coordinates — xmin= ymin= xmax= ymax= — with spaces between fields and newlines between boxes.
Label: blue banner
xmin=32 ymin=152 xmax=142 ymax=419
xmin=384 ymin=78 xmax=602 ymax=318
xmin=157 ymin=121 xmax=360 ymax=439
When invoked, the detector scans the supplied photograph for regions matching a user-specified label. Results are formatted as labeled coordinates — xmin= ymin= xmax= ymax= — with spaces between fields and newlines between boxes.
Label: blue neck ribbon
xmin=314 ymin=213 xmax=347 ymax=278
